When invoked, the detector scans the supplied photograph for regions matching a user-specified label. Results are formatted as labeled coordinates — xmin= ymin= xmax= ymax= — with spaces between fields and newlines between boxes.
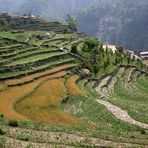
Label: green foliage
xmin=140 ymin=129 xmax=146 ymax=135
xmin=0 ymin=128 xmax=5 ymax=135
xmin=8 ymin=120 xmax=19 ymax=127
xmin=66 ymin=15 xmax=78 ymax=31
xmin=71 ymin=45 xmax=78 ymax=54
xmin=63 ymin=28 xmax=68 ymax=34
xmin=16 ymin=134 xmax=29 ymax=141
xmin=0 ymin=114 xmax=4 ymax=118
xmin=82 ymin=38 xmax=100 ymax=52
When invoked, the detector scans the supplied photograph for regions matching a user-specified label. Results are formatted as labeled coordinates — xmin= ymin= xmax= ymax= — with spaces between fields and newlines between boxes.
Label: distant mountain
xmin=77 ymin=0 xmax=148 ymax=51
xmin=0 ymin=0 xmax=97 ymax=20
xmin=0 ymin=0 xmax=148 ymax=50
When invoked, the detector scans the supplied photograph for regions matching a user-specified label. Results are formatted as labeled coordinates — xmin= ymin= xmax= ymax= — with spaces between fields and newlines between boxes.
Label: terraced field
xmin=0 ymin=30 xmax=148 ymax=147
xmin=0 ymin=33 xmax=83 ymax=123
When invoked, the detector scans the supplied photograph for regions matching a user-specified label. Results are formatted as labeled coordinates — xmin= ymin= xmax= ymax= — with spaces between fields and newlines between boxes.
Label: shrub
xmin=0 ymin=114 xmax=4 ymax=118
xmin=0 ymin=114 xmax=4 ymax=122
xmin=71 ymin=45 xmax=77 ymax=54
xmin=140 ymin=129 xmax=146 ymax=135
xmin=0 ymin=128 xmax=5 ymax=135
xmin=63 ymin=28 xmax=68 ymax=34
xmin=83 ymin=38 xmax=100 ymax=52
xmin=17 ymin=135 xmax=29 ymax=141
xmin=8 ymin=120 xmax=18 ymax=127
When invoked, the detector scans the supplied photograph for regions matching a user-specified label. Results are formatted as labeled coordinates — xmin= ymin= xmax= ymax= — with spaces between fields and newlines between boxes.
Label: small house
xmin=44 ymin=32 xmax=52 ymax=39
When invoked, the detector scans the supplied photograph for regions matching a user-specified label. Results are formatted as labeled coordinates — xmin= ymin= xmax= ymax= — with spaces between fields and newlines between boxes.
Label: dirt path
xmin=96 ymin=99 xmax=148 ymax=129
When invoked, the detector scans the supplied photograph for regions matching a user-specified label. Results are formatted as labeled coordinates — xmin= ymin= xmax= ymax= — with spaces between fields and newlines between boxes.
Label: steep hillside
xmin=78 ymin=0 xmax=148 ymax=51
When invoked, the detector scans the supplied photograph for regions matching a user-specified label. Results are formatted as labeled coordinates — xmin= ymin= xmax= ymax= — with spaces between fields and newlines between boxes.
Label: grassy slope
xmin=108 ymin=69 xmax=148 ymax=124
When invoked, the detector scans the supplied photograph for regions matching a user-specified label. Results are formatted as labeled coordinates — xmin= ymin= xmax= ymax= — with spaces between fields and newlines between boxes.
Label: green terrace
xmin=5 ymin=52 xmax=65 ymax=66
xmin=0 ymin=48 xmax=63 ymax=65
xmin=0 ymin=58 xmax=76 ymax=80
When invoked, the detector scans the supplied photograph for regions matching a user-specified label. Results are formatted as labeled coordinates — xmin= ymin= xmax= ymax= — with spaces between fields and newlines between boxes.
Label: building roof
xmin=140 ymin=51 xmax=148 ymax=55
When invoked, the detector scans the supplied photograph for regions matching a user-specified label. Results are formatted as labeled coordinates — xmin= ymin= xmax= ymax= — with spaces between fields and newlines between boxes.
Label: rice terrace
xmin=0 ymin=11 xmax=148 ymax=148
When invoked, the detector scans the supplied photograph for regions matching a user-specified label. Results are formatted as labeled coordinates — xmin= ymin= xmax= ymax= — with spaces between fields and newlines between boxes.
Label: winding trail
xmin=96 ymin=99 xmax=148 ymax=129
xmin=95 ymin=67 xmax=148 ymax=129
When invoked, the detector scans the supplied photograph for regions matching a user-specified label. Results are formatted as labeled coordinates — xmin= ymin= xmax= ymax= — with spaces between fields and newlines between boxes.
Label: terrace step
xmin=0 ymin=58 xmax=75 ymax=80
xmin=0 ymin=48 xmax=63 ymax=66
xmin=5 ymin=63 xmax=77 ymax=86
xmin=0 ymin=52 xmax=71 ymax=74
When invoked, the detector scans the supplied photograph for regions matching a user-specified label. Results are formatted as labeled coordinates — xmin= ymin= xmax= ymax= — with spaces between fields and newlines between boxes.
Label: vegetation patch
xmin=8 ymin=120 xmax=18 ymax=127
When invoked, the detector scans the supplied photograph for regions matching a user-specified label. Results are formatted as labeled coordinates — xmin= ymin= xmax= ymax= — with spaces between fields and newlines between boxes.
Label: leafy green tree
xmin=82 ymin=38 xmax=100 ymax=52
xmin=116 ymin=46 xmax=124 ymax=53
xmin=66 ymin=15 xmax=78 ymax=31
xmin=71 ymin=45 xmax=78 ymax=54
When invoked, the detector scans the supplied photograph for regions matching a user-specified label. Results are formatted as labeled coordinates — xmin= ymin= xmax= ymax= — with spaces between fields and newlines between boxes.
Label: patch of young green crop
xmin=0 ymin=48 xmax=58 ymax=65
xmin=54 ymin=33 xmax=74 ymax=39
xmin=3 ymin=48 xmax=59 ymax=62
xmin=0 ymin=31 xmax=54 ymax=43
xmin=6 ymin=52 xmax=64 ymax=66
xmin=0 ymin=46 xmax=38 ymax=58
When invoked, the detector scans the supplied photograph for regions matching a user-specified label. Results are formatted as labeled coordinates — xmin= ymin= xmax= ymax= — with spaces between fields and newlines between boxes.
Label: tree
xmin=66 ymin=15 xmax=78 ymax=31
xmin=99 ymin=43 xmax=104 ymax=51
xmin=93 ymin=65 xmax=98 ymax=75
xmin=0 ymin=19 xmax=6 ymax=26
xmin=82 ymin=38 xmax=100 ymax=52
xmin=116 ymin=46 xmax=124 ymax=53
xmin=71 ymin=45 xmax=77 ymax=54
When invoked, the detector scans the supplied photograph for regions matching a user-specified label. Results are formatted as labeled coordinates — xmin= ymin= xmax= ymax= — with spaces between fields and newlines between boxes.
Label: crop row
xmin=5 ymin=63 xmax=77 ymax=86
xmin=0 ymin=48 xmax=62 ymax=66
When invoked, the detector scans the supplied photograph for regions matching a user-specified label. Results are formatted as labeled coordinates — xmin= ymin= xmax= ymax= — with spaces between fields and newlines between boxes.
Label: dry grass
xmin=15 ymin=78 xmax=85 ymax=125
xmin=0 ymin=71 xmax=65 ymax=120
xmin=66 ymin=75 xmax=85 ymax=96
xmin=0 ymin=83 xmax=7 ymax=91
xmin=5 ymin=64 xmax=77 ymax=86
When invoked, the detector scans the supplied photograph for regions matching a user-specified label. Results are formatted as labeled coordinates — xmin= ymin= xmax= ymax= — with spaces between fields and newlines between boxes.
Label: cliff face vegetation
xmin=77 ymin=0 xmax=148 ymax=51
